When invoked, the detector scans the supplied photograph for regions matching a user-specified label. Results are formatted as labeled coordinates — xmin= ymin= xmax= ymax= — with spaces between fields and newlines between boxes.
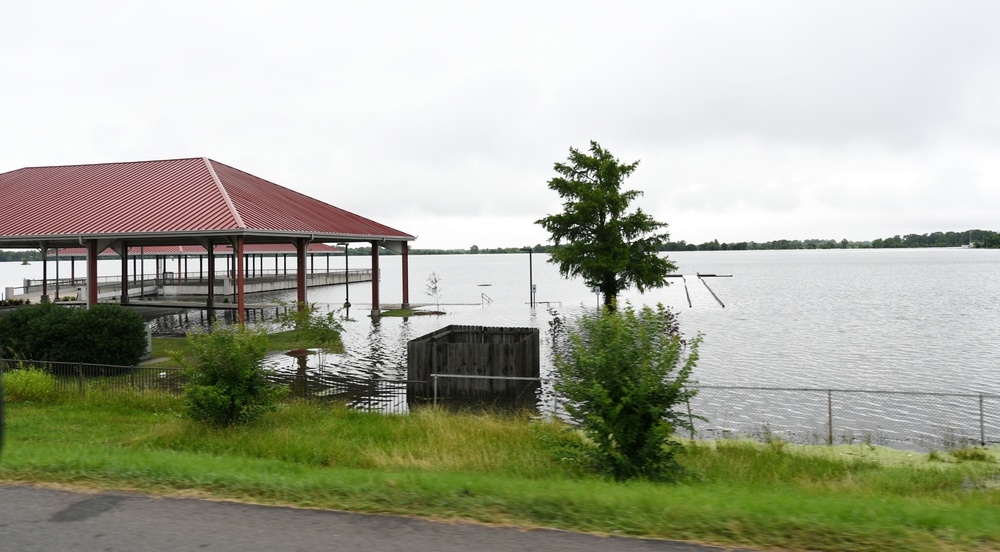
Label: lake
xmin=4 ymin=248 xmax=999 ymax=448
xmin=317 ymin=248 xmax=1000 ymax=396
xmin=3 ymin=248 xmax=999 ymax=395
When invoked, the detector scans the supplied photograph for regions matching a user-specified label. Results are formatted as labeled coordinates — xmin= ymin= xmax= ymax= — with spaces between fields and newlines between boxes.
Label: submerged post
xmin=370 ymin=241 xmax=380 ymax=316
xmin=827 ymin=389 xmax=834 ymax=446
xmin=401 ymin=241 xmax=410 ymax=309
xmin=296 ymin=237 xmax=308 ymax=310
xmin=980 ymin=394 xmax=986 ymax=447
xmin=338 ymin=242 xmax=351 ymax=309
xmin=521 ymin=247 xmax=534 ymax=308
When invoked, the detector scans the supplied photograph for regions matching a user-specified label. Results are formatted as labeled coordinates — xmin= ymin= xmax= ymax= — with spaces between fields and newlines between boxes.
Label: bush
xmin=275 ymin=302 xmax=343 ymax=351
xmin=0 ymin=303 xmax=147 ymax=366
xmin=0 ymin=303 xmax=82 ymax=361
xmin=552 ymin=303 xmax=701 ymax=481
xmin=76 ymin=304 xmax=148 ymax=366
xmin=180 ymin=325 xmax=286 ymax=427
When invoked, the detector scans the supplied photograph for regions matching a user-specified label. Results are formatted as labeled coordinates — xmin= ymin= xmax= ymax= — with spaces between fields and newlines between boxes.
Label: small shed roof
xmin=0 ymin=157 xmax=415 ymax=248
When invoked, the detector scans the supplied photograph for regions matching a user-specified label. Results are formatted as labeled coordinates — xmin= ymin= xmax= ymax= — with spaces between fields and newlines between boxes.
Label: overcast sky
xmin=3 ymin=1 xmax=998 ymax=248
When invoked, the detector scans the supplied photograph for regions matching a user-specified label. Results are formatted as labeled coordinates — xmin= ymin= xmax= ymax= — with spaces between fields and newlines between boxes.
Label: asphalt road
xmin=0 ymin=484 xmax=756 ymax=552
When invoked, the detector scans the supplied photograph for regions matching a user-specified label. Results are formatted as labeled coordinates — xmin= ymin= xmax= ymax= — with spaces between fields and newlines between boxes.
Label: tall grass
xmin=2 ymin=366 xmax=63 ymax=402
xmin=2 ymin=366 xmax=181 ymax=411
xmin=144 ymin=402 xmax=565 ymax=478
xmin=1 ymin=394 xmax=998 ymax=551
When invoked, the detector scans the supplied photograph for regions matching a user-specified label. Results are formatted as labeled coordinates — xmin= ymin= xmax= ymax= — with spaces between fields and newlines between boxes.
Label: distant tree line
xmin=869 ymin=230 xmax=1000 ymax=249
xmin=3 ymin=230 xmax=997 ymax=261
xmin=0 ymin=250 xmax=40 ymax=262
xmin=344 ymin=229 xmax=999 ymax=255
xmin=664 ymin=229 xmax=999 ymax=251
xmin=344 ymin=244 xmax=551 ymax=256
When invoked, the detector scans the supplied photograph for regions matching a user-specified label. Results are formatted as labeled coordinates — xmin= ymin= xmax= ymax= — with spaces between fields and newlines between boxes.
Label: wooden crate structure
xmin=407 ymin=325 xmax=540 ymax=410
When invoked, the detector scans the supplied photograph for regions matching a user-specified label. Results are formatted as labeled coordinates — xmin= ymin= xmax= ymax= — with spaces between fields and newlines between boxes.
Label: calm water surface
xmin=3 ymin=249 xmax=999 ymax=394
xmin=285 ymin=248 xmax=1000 ymax=395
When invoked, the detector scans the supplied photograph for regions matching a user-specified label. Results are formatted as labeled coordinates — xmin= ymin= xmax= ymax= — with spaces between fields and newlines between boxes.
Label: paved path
xmin=0 ymin=484 xmax=756 ymax=552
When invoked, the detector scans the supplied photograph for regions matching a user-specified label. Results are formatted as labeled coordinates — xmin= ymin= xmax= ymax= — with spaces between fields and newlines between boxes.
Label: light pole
xmin=337 ymin=242 xmax=351 ymax=309
xmin=521 ymin=246 xmax=535 ymax=308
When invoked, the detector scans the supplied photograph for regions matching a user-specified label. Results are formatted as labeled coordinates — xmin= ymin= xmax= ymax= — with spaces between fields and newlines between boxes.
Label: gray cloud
xmin=2 ymin=1 xmax=999 ymax=248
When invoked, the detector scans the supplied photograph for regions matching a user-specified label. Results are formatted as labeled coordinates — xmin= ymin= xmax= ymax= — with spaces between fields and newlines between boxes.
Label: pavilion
xmin=0 ymin=157 xmax=416 ymax=320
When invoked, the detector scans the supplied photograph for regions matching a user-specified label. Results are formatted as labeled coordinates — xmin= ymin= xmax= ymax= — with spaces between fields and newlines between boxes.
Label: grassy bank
xmin=1 ymin=393 xmax=998 ymax=551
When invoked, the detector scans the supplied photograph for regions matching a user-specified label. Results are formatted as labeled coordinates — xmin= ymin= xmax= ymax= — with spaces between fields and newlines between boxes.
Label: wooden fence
xmin=406 ymin=325 xmax=540 ymax=410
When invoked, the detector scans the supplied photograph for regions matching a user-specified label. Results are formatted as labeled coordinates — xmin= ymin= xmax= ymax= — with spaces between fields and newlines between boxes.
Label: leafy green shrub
xmin=0 ymin=303 xmax=146 ymax=366
xmin=552 ymin=303 xmax=701 ymax=481
xmin=75 ymin=304 xmax=147 ymax=366
xmin=179 ymin=326 xmax=286 ymax=427
xmin=275 ymin=302 xmax=343 ymax=352
xmin=0 ymin=303 xmax=82 ymax=361
xmin=2 ymin=365 xmax=60 ymax=402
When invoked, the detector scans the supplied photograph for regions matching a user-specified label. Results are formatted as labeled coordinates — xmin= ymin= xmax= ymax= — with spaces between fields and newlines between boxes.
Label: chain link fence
xmin=0 ymin=358 xmax=187 ymax=395
xmin=0 ymin=358 xmax=413 ymax=414
xmin=685 ymin=385 xmax=999 ymax=451
xmin=272 ymin=367 xmax=412 ymax=414
xmin=420 ymin=376 xmax=998 ymax=451
xmin=3 ymin=358 xmax=997 ymax=451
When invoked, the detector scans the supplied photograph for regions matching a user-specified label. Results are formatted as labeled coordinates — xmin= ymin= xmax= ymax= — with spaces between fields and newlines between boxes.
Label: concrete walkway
xmin=0 ymin=484 xmax=757 ymax=552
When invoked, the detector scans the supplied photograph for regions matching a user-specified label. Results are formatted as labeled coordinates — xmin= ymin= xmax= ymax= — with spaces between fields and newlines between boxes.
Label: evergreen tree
xmin=536 ymin=141 xmax=676 ymax=309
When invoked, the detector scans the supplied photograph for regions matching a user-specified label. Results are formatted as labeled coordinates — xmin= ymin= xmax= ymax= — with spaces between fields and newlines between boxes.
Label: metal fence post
xmin=980 ymin=394 xmax=986 ymax=447
xmin=433 ymin=374 xmax=438 ymax=409
xmin=827 ymin=389 xmax=833 ymax=446
xmin=77 ymin=363 xmax=84 ymax=396
xmin=686 ymin=396 xmax=695 ymax=440
xmin=130 ymin=366 xmax=136 ymax=390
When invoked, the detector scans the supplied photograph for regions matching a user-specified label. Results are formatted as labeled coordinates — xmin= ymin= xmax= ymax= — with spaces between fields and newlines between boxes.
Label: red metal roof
xmin=0 ymin=158 xmax=414 ymax=246
xmin=49 ymin=243 xmax=343 ymax=257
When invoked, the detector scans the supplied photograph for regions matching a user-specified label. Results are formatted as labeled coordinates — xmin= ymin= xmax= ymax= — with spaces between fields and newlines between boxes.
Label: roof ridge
xmin=15 ymin=157 xmax=206 ymax=171
xmin=202 ymin=158 xmax=246 ymax=229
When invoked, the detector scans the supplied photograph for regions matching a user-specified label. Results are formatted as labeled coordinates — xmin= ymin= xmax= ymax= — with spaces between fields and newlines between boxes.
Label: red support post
xmin=236 ymin=236 xmax=245 ymax=325
xmin=120 ymin=244 xmax=129 ymax=303
xmin=41 ymin=246 xmax=49 ymax=301
xmin=370 ymin=241 xmax=380 ymax=315
xmin=401 ymin=242 xmax=410 ymax=308
xmin=207 ymin=246 xmax=216 ymax=307
xmin=296 ymin=238 xmax=308 ymax=310
xmin=87 ymin=240 xmax=99 ymax=307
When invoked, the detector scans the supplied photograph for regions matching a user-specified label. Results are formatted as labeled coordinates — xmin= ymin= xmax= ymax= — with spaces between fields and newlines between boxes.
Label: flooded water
xmin=262 ymin=249 xmax=1000 ymax=395
xmin=4 ymin=249 xmax=1000 ymax=394
xmin=4 ymin=249 xmax=999 ymax=448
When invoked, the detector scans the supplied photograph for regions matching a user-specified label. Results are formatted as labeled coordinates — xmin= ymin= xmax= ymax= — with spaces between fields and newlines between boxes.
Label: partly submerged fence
xmin=419 ymin=376 xmax=999 ymax=450
xmin=3 ymin=358 xmax=997 ymax=451
xmin=409 ymin=375 xmax=1000 ymax=451
xmin=0 ymin=358 xmax=413 ymax=415
xmin=0 ymin=358 xmax=188 ymax=395
xmin=685 ymin=385 xmax=1000 ymax=451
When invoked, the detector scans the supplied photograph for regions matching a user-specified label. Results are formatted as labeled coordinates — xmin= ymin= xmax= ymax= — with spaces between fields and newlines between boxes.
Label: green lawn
xmin=1 ymin=392 xmax=998 ymax=551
